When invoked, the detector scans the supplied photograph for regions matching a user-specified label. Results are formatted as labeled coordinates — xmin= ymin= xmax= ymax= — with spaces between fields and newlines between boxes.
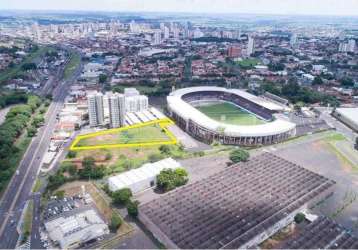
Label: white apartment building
xmin=125 ymin=95 xmax=149 ymax=113
xmin=108 ymin=93 xmax=126 ymax=128
xmin=87 ymin=92 xmax=104 ymax=127
xmin=247 ymin=36 xmax=255 ymax=56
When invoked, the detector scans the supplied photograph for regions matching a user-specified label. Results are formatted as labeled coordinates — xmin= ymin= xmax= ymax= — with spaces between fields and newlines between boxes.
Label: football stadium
xmin=167 ymin=86 xmax=296 ymax=146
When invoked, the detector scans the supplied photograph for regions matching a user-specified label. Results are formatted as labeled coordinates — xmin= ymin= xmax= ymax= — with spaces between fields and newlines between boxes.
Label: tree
xmin=112 ymin=188 xmax=132 ymax=205
xmin=54 ymin=190 xmax=65 ymax=199
xmin=99 ymin=74 xmax=108 ymax=84
xmin=79 ymin=156 xmax=104 ymax=179
xmin=21 ymin=62 xmax=37 ymax=71
xmin=27 ymin=126 xmax=37 ymax=137
xmin=229 ymin=149 xmax=250 ymax=163
xmin=312 ymin=76 xmax=323 ymax=85
xmin=82 ymin=156 xmax=95 ymax=168
xmin=341 ymin=78 xmax=354 ymax=87
xmin=109 ymin=213 xmax=122 ymax=231
xmin=105 ymin=152 xmax=112 ymax=161
xmin=67 ymin=151 xmax=77 ymax=159
xmin=126 ymin=200 xmax=139 ymax=217
xmin=159 ymin=145 xmax=171 ymax=155
xmin=294 ymin=213 xmax=306 ymax=224
xmin=157 ymin=168 xmax=188 ymax=192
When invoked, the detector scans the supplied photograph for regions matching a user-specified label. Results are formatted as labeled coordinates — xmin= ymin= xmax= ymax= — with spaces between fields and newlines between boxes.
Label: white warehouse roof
xmin=335 ymin=108 xmax=358 ymax=127
xmin=108 ymin=158 xmax=181 ymax=193
xmin=167 ymin=87 xmax=296 ymax=137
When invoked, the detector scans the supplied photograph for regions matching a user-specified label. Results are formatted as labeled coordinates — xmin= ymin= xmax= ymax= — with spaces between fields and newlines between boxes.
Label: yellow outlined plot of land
xmin=70 ymin=118 xmax=177 ymax=151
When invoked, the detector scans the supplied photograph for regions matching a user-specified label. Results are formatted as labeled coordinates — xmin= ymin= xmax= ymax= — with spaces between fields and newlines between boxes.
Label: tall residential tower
xmin=88 ymin=92 xmax=104 ymax=127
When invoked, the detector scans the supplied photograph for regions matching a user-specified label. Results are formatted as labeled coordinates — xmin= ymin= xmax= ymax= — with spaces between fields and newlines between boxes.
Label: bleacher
xmin=182 ymin=90 xmax=273 ymax=121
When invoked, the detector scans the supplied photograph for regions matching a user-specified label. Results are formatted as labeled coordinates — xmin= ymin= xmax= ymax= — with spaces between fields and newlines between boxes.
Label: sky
xmin=1 ymin=0 xmax=358 ymax=16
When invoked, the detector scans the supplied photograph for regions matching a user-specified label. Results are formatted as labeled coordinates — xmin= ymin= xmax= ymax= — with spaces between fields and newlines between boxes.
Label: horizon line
xmin=1 ymin=9 xmax=358 ymax=18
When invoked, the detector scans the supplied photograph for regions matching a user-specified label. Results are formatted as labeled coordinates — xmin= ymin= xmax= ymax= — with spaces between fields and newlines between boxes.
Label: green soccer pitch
xmin=197 ymin=102 xmax=266 ymax=126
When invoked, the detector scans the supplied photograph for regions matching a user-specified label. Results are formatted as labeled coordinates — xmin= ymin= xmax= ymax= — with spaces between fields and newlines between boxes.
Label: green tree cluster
xmin=109 ymin=213 xmax=122 ymax=231
xmin=156 ymin=168 xmax=188 ymax=192
xmin=111 ymin=188 xmax=132 ymax=205
xmin=78 ymin=156 xmax=105 ymax=179
xmin=0 ymin=97 xmax=42 ymax=190
xmin=0 ymin=92 xmax=28 ymax=108
xmin=229 ymin=148 xmax=250 ymax=163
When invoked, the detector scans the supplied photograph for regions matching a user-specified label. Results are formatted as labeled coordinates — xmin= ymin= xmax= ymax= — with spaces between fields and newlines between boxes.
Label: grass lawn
xmin=22 ymin=200 xmax=33 ymax=243
xmin=197 ymin=102 xmax=265 ymax=126
xmin=63 ymin=52 xmax=81 ymax=80
xmin=77 ymin=124 xmax=171 ymax=147
xmin=237 ymin=58 xmax=260 ymax=68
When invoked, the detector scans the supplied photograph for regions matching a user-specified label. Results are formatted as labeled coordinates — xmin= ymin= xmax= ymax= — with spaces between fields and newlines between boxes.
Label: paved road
xmin=0 ymin=50 xmax=82 ymax=249
xmin=0 ymin=105 xmax=14 ymax=125
xmin=316 ymin=107 xmax=357 ymax=142
xmin=30 ymin=193 xmax=43 ymax=249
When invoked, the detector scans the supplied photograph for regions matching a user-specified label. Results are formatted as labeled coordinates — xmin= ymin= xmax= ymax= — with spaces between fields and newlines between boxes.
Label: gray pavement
xmin=317 ymin=107 xmax=357 ymax=143
xmin=273 ymin=136 xmax=358 ymax=236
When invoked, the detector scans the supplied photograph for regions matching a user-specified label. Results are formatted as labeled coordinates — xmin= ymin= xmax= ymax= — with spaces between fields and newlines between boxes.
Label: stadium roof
xmin=139 ymin=153 xmax=335 ymax=249
xmin=168 ymin=87 xmax=296 ymax=137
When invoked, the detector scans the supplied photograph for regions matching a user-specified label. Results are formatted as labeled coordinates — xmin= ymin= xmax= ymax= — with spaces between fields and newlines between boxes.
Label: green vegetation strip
xmin=63 ymin=52 xmax=81 ymax=80
xmin=22 ymin=200 xmax=33 ymax=243
xmin=0 ymin=95 xmax=48 ymax=197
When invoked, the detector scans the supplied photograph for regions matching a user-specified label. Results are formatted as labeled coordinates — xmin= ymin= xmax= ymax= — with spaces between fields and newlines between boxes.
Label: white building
xmin=153 ymin=30 xmax=162 ymax=45
xmin=348 ymin=39 xmax=356 ymax=52
xmin=163 ymin=26 xmax=170 ymax=39
xmin=290 ymin=33 xmax=298 ymax=47
xmin=87 ymin=92 xmax=104 ymax=127
xmin=124 ymin=88 xmax=140 ymax=97
xmin=332 ymin=108 xmax=358 ymax=132
xmin=125 ymin=95 xmax=149 ymax=113
xmin=108 ymin=158 xmax=182 ymax=193
xmin=44 ymin=208 xmax=109 ymax=249
xmin=247 ymin=36 xmax=255 ymax=56
xmin=108 ymin=93 xmax=126 ymax=128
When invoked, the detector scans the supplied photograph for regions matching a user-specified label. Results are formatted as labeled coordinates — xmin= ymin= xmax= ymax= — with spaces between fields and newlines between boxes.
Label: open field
xmin=237 ymin=58 xmax=260 ymax=68
xmin=77 ymin=124 xmax=170 ymax=147
xmin=197 ymin=102 xmax=265 ymax=125
xmin=71 ymin=118 xmax=177 ymax=151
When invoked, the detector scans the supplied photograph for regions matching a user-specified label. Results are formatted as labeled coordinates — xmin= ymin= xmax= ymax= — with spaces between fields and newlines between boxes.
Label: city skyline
xmin=1 ymin=0 xmax=358 ymax=17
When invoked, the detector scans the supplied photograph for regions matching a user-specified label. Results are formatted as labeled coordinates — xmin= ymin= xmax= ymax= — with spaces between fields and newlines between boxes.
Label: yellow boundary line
xmin=70 ymin=118 xmax=177 ymax=151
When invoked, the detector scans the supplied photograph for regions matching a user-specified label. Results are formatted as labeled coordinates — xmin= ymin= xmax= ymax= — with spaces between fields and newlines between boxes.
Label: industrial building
xmin=44 ymin=208 xmax=109 ymax=249
xmin=139 ymin=153 xmax=335 ymax=249
xmin=108 ymin=158 xmax=181 ymax=193
xmin=332 ymin=108 xmax=358 ymax=132
xmin=279 ymin=216 xmax=358 ymax=249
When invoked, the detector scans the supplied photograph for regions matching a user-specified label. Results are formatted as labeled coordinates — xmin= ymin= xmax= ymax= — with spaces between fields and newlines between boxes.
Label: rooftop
xmin=139 ymin=153 xmax=335 ymax=249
